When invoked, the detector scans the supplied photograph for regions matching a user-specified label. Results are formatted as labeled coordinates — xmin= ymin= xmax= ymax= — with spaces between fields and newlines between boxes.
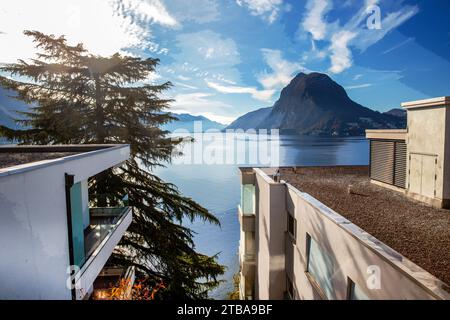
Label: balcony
xmin=74 ymin=206 xmax=132 ymax=300
xmin=238 ymin=205 xmax=255 ymax=232
xmin=84 ymin=207 xmax=131 ymax=259
xmin=239 ymin=238 xmax=256 ymax=277
xmin=92 ymin=266 xmax=135 ymax=300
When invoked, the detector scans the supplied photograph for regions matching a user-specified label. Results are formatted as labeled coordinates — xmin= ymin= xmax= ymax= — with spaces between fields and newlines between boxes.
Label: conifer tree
xmin=0 ymin=31 xmax=224 ymax=299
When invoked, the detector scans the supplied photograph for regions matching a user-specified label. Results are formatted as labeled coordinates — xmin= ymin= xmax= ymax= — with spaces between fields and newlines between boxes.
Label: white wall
xmin=0 ymin=164 xmax=72 ymax=299
xmin=254 ymin=169 xmax=286 ymax=300
xmin=250 ymin=168 xmax=448 ymax=300
xmin=0 ymin=145 xmax=130 ymax=299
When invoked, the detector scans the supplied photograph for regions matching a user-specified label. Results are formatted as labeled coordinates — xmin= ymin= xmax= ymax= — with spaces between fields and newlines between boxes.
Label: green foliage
xmin=0 ymin=30 xmax=225 ymax=299
xmin=228 ymin=272 xmax=241 ymax=300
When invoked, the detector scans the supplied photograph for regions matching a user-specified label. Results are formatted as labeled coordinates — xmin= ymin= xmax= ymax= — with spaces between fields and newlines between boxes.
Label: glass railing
xmin=241 ymin=184 xmax=255 ymax=215
xmin=84 ymin=207 xmax=131 ymax=261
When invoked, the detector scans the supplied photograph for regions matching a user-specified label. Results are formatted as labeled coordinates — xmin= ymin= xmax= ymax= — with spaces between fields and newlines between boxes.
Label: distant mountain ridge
xmin=227 ymin=73 xmax=406 ymax=136
xmin=0 ymin=88 xmax=29 ymax=130
xmin=0 ymin=88 xmax=225 ymax=133
xmin=162 ymin=113 xmax=226 ymax=132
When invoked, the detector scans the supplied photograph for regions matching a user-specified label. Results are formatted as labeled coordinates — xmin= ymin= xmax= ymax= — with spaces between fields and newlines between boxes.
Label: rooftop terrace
xmin=280 ymin=166 xmax=450 ymax=286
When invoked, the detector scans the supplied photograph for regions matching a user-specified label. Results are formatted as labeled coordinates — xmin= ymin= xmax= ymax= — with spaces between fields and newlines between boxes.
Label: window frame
xmin=346 ymin=277 xmax=370 ymax=300
xmin=287 ymin=211 xmax=297 ymax=244
xmin=305 ymin=233 xmax=333 ymax=300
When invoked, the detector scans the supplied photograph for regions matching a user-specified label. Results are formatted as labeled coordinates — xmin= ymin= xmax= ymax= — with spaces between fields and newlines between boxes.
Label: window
xmin=286 ymin=275 xmax=295 ymax=300
xmin=306 ymin=234 xmax=335 ymax=299
xmin=347 ymin=278 xmax=370 ymax=300
xmin=287 ymin=213 xmax=296 ymax=242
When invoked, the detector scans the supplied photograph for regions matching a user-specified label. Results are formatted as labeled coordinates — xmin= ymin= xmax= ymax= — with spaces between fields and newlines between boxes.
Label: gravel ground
xmin=281 ymin=166 xmax=450 ymax=286
xmin=0 ymin=152 xmax=77 ymax=169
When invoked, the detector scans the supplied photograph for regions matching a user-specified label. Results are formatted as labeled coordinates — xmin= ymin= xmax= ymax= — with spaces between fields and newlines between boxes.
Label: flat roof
xmin=0 ymin=145 xmax=129 ymax=176
xmin=280 ymin=166 xmax=450 ymax=287
xmin=365 ymin=129 xmax=408 ymax=141
xmin=402 ymin=96 xmax=450 ymax=109
xmin=0 ymin=152 xmax=79 ymax=169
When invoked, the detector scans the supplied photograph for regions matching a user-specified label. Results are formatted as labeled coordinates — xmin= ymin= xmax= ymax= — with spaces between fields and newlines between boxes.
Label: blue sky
xmin=1 ymin=0 xmax=450 ymax=124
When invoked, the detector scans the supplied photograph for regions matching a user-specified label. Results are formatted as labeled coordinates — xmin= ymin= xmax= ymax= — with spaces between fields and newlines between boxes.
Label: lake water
xmin=153 ymin=133 xmax=369 ymax=299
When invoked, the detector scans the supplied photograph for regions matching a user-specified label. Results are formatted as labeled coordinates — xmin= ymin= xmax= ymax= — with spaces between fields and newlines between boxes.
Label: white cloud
xmin=236 ymin=0 xmax=284 ymax=24
xmin=329 ymin=30 xmax=356 ymax=74
xmin=0 ymin=0 xmax=177 ymax=62
xmin=177 ymin=75 xmax=192 ymax=81
xmin=164 ymin=0 xmax=219 ymax=24
xmin=165 ymin=30 xmax=242 ymax=98
xmin=345 ymin=83 xmax=372 ymax=90
xmin=258 ymin=49 xmax=306 ymax=90
xmin=118 ymin=0 xmax=178 ymax=27
xmin=297 ymin=0 xmax=419 ymax=74
xmin=175 ymin=30 xmax=241 ymax=68
xmin=205 ymin=48 xmax=308 ymax=102
xmin=174 ymin=82 xmax=198 ymax=90
xmin=206 ymin=81 xmax=275 ymax=102
xmin=302 ymin=0 xmax=332 ymax=41
xmin=172 ymin=92 xmax=232 ymax=109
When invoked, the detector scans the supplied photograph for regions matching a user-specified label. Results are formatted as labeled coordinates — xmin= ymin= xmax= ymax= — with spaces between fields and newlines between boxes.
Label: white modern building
xmin=0 ymin=144 xmax=133 ymax=300
xmin=238 ymin=97 xmax=450 ymax=300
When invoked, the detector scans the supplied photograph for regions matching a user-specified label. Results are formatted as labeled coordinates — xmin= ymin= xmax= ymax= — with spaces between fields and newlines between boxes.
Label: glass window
xmin=241 ymin=184 xmax=255 ymax=215
xmin=287 ymin=213 xmax=296 ymax=242
xmin=348 ymin=279 xmax=370 ymax=300
xmin=306 ymin=234 xmax=334 ymax=299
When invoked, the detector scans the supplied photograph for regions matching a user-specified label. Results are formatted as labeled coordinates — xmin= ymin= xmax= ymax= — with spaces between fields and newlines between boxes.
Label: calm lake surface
xmin=153 ymin=133 xmax=369 ymax=299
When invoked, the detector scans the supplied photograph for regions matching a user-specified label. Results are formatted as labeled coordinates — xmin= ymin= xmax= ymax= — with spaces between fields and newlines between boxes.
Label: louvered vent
xmin=394 ymin=141 xmax=407 ymax=188
xmin=370 ymin=141 xmax=395 ymax=185
xmin=370 ymin=140 xmax=407 ymax=189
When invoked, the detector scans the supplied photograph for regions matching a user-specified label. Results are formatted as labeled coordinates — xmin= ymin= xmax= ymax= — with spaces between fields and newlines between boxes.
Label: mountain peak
xmin=280 ymin=72 xmax=346 ymax=103
xmin=227 ymin=72 xmax=405 ymax=136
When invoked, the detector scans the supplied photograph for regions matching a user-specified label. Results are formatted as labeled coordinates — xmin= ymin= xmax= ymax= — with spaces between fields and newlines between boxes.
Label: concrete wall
xmin=0 ymin=145 xmax=129 ymax=299
xmin=0 ymin=164 xmax=71 ymax=299
xmin=254 ymin=168 xmax=286 ymax=300
xmin=246 ymin=168 xmax=449 ymax=300
xmin=406 ymin=107 xmax=447 ymax=204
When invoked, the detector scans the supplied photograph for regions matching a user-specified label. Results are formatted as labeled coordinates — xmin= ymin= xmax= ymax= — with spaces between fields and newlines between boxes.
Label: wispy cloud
xmin=118 ymin=0 xmax=178 ymax=27
xmin=299 ymin=0 xmax=419 ymax=74
xmin=164 ymin=0 xmax=220 ymax=24
xmin=382 ymin=37 xmax=414 ymax=55
xmin=329 ymin=31 xmax=356 ymax=74
xmin=174 ymin=82 xmax=198 ymax=90
xmin=172 ymin=92 xmax=231 ymax=110
xmin=302 ymin=0 xmax=332 ymax=41
xmin=258 ymin=49 xmax=306 ymax=89
xmin=206 ymin=48 xmax=308 ymax=102
xmin=206 ymin=81 xmax=275 ymax=102
xmin=175 ymin=30 xmax=241 ymax=68
xmin=353 ymin=5 xmax=419 ymax=52
xmin=345 ymin=83 xmax=373 ymax=90
xmin=236 ymin=0 xmax=284 ymax=24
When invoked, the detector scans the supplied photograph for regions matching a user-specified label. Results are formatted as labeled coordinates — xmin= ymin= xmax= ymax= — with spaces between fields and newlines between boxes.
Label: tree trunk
xmin=94 ymin=75 xmax=107 ymax=207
